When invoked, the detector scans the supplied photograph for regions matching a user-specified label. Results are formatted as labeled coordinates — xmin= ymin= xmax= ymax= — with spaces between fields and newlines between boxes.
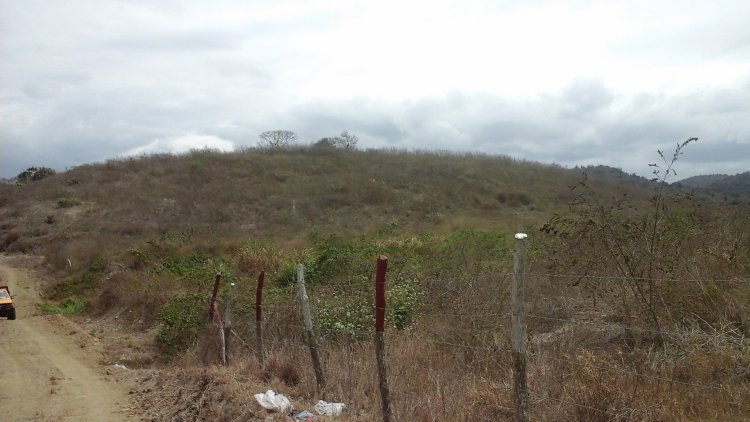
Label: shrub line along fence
xmin=203 ymin=234 xmax=748 ymax=421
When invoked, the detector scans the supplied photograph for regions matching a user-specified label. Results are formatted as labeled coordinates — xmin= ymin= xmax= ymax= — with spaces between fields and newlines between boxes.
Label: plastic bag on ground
xmin=254 ymin=390 xmax=292 ymax=413
xmin=291 ymin=410 xmax=316 ymax=420
xmin=314 ymin=400 xmax=345 ymax=416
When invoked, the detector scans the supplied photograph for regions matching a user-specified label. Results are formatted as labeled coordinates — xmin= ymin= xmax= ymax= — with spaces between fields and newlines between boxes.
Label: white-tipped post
xmin=512 ymin=233 xmax=529 ymax=421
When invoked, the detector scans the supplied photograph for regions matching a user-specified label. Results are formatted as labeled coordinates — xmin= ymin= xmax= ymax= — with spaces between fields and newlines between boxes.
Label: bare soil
xmin=0 ymin=255 xmax=139 ymax=421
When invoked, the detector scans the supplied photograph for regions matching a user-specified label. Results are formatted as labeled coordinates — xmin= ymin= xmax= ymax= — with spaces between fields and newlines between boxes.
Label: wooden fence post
xmin=208 ymin=273 xmax=222 ymax=323
xmin=374 ymin=256 xmax=393 ymax=422
xmin=220 ymin=282 xmax=235 ymax=366
xmin=255 ymin=271 xmax=266 ymax=365
xmin=512 ymin=233 xmax=529 ymax=422
xmin=297 ymin=264 xmax=326 ymax=397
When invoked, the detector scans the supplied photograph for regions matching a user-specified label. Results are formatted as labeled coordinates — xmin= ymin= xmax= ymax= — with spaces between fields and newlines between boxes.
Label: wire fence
xmin=206 ymin=239 xmax=750 ymax=421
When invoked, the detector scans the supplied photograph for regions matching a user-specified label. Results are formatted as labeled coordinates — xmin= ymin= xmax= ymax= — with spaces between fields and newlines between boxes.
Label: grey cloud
xmin=558 ymin=79 xmax=614 ymax=118
xmin=287 ymin=98 xmax=404 ymax=143
xmin=276 ymin=80 xmax=750 ymax=179
xmin=2 ymin=1 xmax=749 ymax=180
xmin=3 ymin=75 xmax=749 ymax=180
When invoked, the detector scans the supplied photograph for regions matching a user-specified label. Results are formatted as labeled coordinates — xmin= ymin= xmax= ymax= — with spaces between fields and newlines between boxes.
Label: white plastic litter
xmin=113 ymin=363 xmax=128 ymax=370
xmin=254 ymin=390 xmax=292 ymax=413
xmin=314 ymin=400 xmax=345 ymax=416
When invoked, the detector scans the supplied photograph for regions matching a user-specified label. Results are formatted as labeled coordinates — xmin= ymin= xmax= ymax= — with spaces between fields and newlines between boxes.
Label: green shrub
xmin=158 ymin=253 xmax=237 ymax=285
xmin=315 ymin=298 xmax=372 ymax=341
xmin=156 ymin=293 xmax=208 ymax=355
xmin=388 ymin=282 xmax=422 ymax=330
xmin=49 ymin=257 xmax=106 ymax=300
xmin=51 ymin=272 xmax=98 ymax=299
xmin=273 ymin=249 xmax=317 ymax=286
xmin=56 ymin=195 xmax=81 ymax=208
xmin=38 ymin=298 xmax=86 ymax=315
xmin=189 ymin=161 xmax=204 ymax=172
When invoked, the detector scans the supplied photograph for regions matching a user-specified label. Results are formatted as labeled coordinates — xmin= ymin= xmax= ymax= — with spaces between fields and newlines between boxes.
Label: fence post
xmin=512 ymin=233 xmax=529 ymax=422
xmin=297 ymin=264 xmax=326 ymax=397
xmin=208 ymin=273 xmax=222 ymax=323
xmin=255 ymin=271 xmax=266 ymax=365
xmin=221 ymin=282 xmax=235 ymax=366
xmin=374 ymin=256 xmax=393 ymax=422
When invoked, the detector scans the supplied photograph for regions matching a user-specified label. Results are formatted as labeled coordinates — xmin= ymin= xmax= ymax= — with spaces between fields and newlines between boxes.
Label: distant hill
xmin=676 ymin=174 xmax=729 ymax=188
xmin=675 ymin=172 xmax=750 ymax=199
xmin=571 ymin=165 xmax=653 ymax=188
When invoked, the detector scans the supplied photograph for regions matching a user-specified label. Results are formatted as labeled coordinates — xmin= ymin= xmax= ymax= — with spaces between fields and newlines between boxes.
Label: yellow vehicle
xmin=0 ymin=286 xmax=16 ymax=320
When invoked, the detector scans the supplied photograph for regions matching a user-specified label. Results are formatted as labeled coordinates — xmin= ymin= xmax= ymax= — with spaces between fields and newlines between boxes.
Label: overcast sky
xmin=1 ymin=0 xmax=749 ymax=180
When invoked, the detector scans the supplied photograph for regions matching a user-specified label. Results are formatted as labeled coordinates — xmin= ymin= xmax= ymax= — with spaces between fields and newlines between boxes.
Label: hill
xmin=677 ymin=173 xmax=729 ymax=188
xmin=1 ymin=147 xmax=642 ymax=262
xmin=571 ymin=164 xmax=654 ymax=187
xmin=675 ymin=171 xmax=750 ymax=203
xmin=1 ymin=146 xmax=748 ymax=420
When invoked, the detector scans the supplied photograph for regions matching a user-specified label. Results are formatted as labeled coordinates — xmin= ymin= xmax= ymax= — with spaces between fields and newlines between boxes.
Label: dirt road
xmin=0 ymin=256 xmax=136 ymax=421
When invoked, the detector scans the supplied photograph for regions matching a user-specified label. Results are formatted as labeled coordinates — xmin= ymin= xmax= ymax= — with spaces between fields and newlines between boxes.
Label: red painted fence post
xmin=374 ymin=256 xmax=393 ymax=422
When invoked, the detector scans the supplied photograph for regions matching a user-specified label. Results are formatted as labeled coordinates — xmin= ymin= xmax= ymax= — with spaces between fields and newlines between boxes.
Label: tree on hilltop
xmin=258 ymin=130 xmax=297 ymax=149
xmin=335 ymin=130 xmax=358 ymax=149
xmin=313 ymin=130 xmax=359 ymax=150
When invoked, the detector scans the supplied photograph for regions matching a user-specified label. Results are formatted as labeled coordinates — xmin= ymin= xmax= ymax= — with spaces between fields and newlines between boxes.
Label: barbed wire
xmin=278 ymin=271 xmax=748 ymax=287
xmin=525 ymin=313 xmax=748 ymax=345
xmin=528 ymin=389 xmax=634 ymax=419
xmin=523 ymin=271 xmax=749 ymax=284
xmin=235 ymin=315 xmax=749 ymax=398
xmin=407 ymin=360 xmax=513 ymax=392
xmin=543 ymin=354 xmax=750 ymax=397
xmin=215 ymin=261 xmax=750 ymax=421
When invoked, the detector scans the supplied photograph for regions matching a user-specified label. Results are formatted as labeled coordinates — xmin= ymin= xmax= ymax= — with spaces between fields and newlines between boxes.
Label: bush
xmin=315 ymin=298 xmax=372 ymax=340
xmin=57 ymin=195 xmax=81 ymax=208
xmin=17 ymin=166 xmax=56 ymax=182
xmin=156 ymin=293 xmax=208 ymax=355
xmin=38 ymin=298 xmax=86 ymax=315
xmin=158 ymin=253 xmax=237 ymax=286
xmin=388 ymin=282 xmax=422 ymax=330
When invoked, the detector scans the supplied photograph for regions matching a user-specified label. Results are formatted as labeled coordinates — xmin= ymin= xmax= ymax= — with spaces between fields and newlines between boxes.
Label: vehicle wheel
xmin=8 ymin=309 xmax=16 ymax=320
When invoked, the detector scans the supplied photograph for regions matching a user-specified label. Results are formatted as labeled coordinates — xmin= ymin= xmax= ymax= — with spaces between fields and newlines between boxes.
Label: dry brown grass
xmin=128 ymin=316 xmax=749 ymax=421
xmin=2 ymin=147 xmax=749 ymax=420
xmin=0 ymin=147 xmax=619 ymax=266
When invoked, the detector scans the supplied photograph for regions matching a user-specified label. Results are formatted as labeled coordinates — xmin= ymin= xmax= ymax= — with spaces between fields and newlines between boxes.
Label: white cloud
xmin=123 ymin=133 xmax=235 ymax=157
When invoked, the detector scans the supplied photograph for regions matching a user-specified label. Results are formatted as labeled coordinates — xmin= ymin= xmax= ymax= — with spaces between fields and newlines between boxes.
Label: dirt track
xmin=0 ymin=256 xmax=136 ymax=421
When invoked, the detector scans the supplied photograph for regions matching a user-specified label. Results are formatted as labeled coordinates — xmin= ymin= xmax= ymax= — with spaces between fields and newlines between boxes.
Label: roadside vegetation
xmin=1 ymin=144 xmax=748 ymax=420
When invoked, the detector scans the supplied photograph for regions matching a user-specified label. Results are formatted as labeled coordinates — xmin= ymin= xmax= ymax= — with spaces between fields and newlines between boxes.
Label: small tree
xmin=313 ymin=137 xmax=338 ymax=148
xmin=313 ymin=131 xmax=359 ymax=150
xmin=17 ymin=166 xmax=56 ymax=182
xmin=258 ymin=130 xmax=297 ymax=149
xmin=335 ymin=130 xmax=358 ymax=150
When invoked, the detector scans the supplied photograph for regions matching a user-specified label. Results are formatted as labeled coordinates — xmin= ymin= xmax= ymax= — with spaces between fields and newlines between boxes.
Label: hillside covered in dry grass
xmin=1 ymin=146 xmax=749 ymax=420
xmin=0 ymin=147 xmax=615 ymax=264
